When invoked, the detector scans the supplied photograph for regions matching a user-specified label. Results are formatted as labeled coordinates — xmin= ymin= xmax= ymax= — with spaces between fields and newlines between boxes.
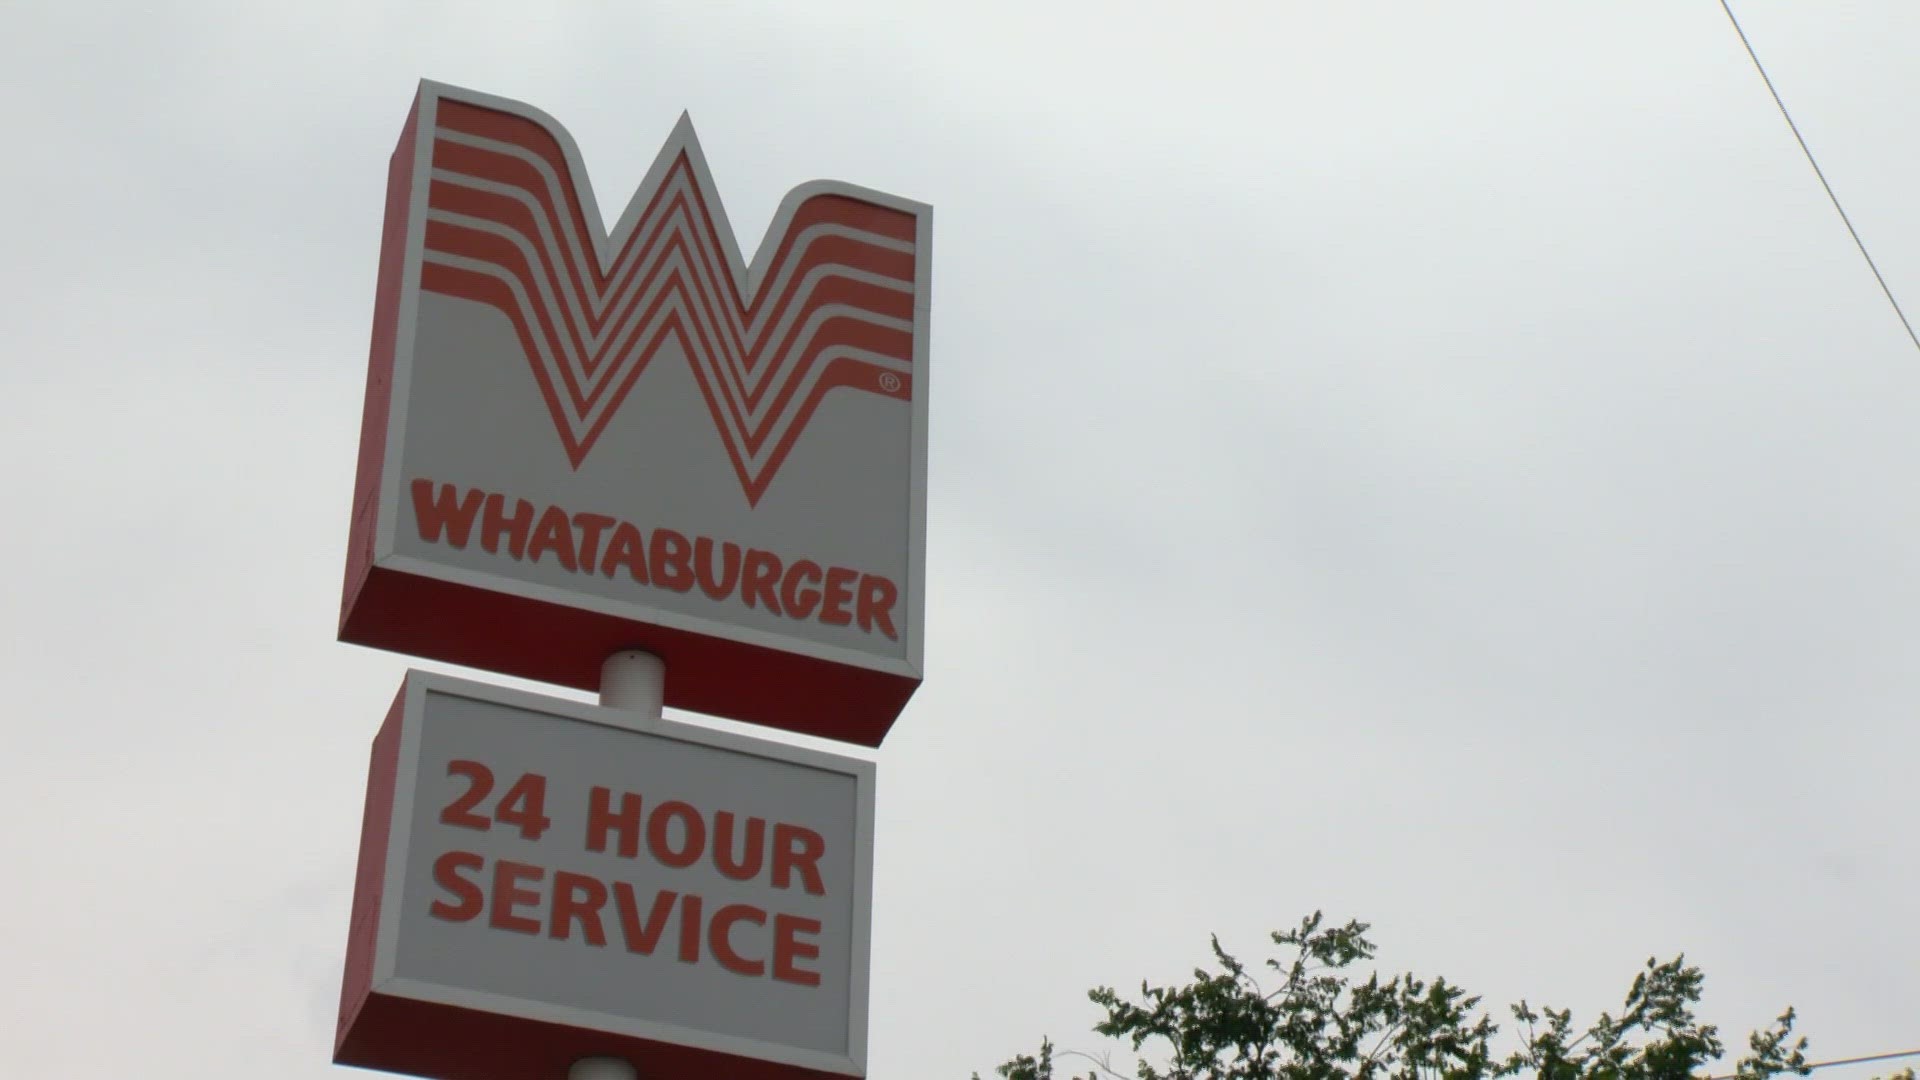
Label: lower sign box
xmin=335 ymin=671 xmax=875 ymax=1079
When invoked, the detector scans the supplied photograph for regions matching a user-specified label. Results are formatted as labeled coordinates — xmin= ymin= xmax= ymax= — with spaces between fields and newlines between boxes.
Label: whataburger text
xmin=428 ymin=758 xmax=834 ymax=988
xmin=408 ymin=479 xmax=902 ymax=639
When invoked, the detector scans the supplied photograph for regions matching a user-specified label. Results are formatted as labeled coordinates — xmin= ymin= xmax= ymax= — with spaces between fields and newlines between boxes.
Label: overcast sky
xmin=3 ymin=1 xmax=1917 ymax=1077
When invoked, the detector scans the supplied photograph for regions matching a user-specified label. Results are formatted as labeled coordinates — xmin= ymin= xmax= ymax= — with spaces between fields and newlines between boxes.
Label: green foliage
xmin=974 ymin=913 xmax=1835 ymax=1080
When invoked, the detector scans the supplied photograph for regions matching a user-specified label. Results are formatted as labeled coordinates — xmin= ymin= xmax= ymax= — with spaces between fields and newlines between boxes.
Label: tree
xmin=976 ymin=912 xmax=1874 ymax=1080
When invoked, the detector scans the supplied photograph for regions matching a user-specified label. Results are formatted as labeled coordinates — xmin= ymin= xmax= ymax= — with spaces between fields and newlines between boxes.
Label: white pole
xmin=567 ymin=649 xmax=666 ymax=1080
xmin=599 ymin=648 xmax=666 ymax=717
xmin=569 ymin=1058 xmax=638 ymax=1080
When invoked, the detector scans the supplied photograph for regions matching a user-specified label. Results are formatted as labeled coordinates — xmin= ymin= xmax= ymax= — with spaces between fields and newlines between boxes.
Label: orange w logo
xmin=415 ymin=93 xmax=926 ymax=506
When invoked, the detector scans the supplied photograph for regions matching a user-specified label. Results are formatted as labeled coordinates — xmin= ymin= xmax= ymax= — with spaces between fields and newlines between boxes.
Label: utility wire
xmin=1716 ymin=0 xmax=1920 ymax=355
xmin=1707 ymin=1047 xmax=1920 ymax=1080
xmin=1706 ymin=12 xmax=1915 ymax=1079
xmin=1798 ymin=1049 xmax=1920 ymax=1073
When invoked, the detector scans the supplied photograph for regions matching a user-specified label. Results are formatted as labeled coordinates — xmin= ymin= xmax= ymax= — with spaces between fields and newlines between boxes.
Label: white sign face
xmin=339 ymin=80 xmax=930 ymax=740
xmin=357 ymin=672 xmax=874 ymax=1075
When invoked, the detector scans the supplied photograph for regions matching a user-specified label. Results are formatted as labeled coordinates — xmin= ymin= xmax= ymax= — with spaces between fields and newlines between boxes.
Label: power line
xmin=1800 ymin=1049 xmax=1920 ymax=1073
xmin=1703 ymin=12 xmax=1915 ymax=1078
xmin=1708 ymin=1047 xmax=1920 ymax=1080
xmin=1716 ymin=0 xmax=1920 ymax=356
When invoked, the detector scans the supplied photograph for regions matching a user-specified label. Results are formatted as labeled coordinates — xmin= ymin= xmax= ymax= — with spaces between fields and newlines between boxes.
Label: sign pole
xmin=569 ymin=1058 xmax=638 ymax=1080
xmin=564 ymin=649 xmax=666 ymax=1080
xmin=599 ymin=649 xmax=667 ymax=717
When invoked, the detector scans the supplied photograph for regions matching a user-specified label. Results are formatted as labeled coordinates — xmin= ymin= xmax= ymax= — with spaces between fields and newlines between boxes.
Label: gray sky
xmin=3 ymin=1 xmax=1916 ymax=1076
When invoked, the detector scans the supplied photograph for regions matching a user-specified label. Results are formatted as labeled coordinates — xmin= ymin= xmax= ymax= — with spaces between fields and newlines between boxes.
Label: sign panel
xmin=336 ymin=671 xmax=875 ymax=1079
xmin=339 ymin=81 xmax=931 ymax=744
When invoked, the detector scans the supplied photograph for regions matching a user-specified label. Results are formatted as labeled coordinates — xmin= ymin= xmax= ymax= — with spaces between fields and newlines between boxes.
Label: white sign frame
xmin=358 ymin=670 xmax=876 ymax=1076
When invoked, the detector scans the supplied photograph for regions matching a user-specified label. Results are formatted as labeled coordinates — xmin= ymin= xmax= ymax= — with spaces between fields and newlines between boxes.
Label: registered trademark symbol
xmin=879 ymin=372 xmax=902 ymax=393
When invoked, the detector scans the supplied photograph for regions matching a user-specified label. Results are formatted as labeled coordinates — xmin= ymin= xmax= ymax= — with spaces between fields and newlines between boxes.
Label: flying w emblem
xmin=412 ymin=89 xmax=928 ymax=506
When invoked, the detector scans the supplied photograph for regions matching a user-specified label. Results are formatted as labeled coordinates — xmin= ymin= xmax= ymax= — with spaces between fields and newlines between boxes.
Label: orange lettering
xmin=572 ymin=513 xmax=617 ymax=568
xmin=489 ymin=860 xmax=544 ymax=935
xmin=713 ymin=812 xmax=766 ymax=882
xmin=549 ymin=871 xmax=607 ymax=946
xmin=611 ymin=885 xmax=677 ymax=955
xmin=694 ymin=538 xmax=742 ymax=600
xmin=677 ymin=893 xmax=704 ymax=964
xmin=742 ymin=549 xmax=783 ymax=613
xmin=647 ymin=801 xmax=705 ymax=869
xmin=526 ymin=504 xmax=579 ymax=570
xmin=429 ymin=850 xmax=484 ymax=922
xmin=857 ymin=574 xmax=899 ymax=639
xmin=600 ymin=523 xmax=648 ymax=584
xmin=773 ymin=914 xmax=822 ymax=987
xmin=411 ymin=480 xmax=482 ymax=548
xmin=781 ymin=560 xmax=823 ymax=621
xmin=480 ymin=494 xmax=534 ymax=560
xmin=771 ymin=824 xmax=826 ymax=895
xmin=651 ymin=529 xmax=694 ymax=592
xmin=709 ymin=904 xmax=767 ymax=977
xmin=820 ymin=566 xmax=858 ymax=626
xmin=585 ymin=786 xmax=641 ymax=858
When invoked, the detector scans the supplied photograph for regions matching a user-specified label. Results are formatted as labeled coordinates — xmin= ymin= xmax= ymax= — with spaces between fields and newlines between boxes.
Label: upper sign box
xmin=340 ymin=82 xmax=930 ymax=745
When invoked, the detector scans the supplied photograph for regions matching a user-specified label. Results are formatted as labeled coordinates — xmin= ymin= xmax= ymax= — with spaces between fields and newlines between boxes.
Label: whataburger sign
xmin=336 ymin=673 xmax=875 ymax=1079
xmin=334 ymin=79 xmax=929 ymax=1080
xmin=340 ymin=79 xmax=930 ymax=746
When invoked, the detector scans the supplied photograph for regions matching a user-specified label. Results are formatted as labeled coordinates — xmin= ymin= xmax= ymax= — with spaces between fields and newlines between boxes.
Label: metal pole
xmin=599 ymin=649 xmax=666 ymax=717
xmin=569 ymin=1058 xmax=638 ymax=1080
xmin=567 ymin=649 xmax=666 ymax=1080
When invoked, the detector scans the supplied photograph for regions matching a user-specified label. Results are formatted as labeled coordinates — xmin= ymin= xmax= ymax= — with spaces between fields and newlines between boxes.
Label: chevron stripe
xmin=414 ymin=97 xmax=922 ymax=506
